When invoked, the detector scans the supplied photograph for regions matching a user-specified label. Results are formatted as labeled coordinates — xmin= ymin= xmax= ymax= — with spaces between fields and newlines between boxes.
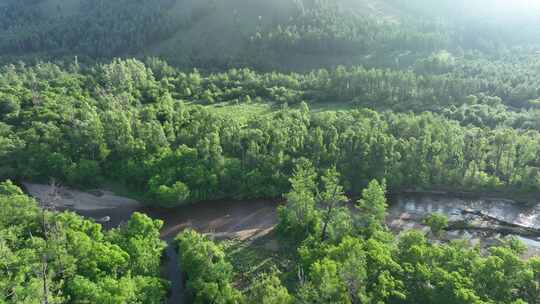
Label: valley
xmin=1 ymin=1 xmax=540 ymax=303
xmin=23 ymin=182 xmax=540 ymax=302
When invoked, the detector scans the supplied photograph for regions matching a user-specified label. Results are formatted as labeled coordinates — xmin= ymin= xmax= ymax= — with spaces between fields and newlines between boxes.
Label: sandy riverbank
xmin=23 ymin=182 xmax=141 ymax=211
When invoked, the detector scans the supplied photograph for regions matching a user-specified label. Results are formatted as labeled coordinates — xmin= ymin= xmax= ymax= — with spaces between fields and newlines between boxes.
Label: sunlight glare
xmin=496 ymin=0 xmax=540 ymax=12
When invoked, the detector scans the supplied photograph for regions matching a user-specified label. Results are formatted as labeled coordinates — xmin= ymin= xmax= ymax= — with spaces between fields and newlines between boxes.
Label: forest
xmin=1 ymin=0 xmax=540 ymax=303
xmin=1 ymin=59 xmax=540 ymax=204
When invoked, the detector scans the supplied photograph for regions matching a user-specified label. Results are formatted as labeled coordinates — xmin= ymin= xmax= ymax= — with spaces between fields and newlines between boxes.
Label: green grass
xmin=199 ymin=99 xmax=357 ymax=118
xmin=205 ymin=102 xmax=273 ymax=122
xmin=220 ymin=234 xmax=288 ymax=290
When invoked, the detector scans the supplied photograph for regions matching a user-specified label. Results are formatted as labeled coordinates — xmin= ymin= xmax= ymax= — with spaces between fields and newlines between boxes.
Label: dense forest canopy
xmin=0 ymin=181 xmax=168 ymax=303
xmin=1 ymin=59 xmax=540 ymax=205
xmin=1 ymin=0 xmax=540 ymax=303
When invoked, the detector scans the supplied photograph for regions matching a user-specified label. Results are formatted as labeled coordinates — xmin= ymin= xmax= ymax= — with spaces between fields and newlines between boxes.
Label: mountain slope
xmin=0 ymin=0 xmax=539 ymax=69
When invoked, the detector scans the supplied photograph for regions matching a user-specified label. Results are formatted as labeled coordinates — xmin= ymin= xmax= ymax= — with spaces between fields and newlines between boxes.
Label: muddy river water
xmin=23 ymin=183 xmax=540 ymax=303
xmin=69 ymin=198 xmax=279 ymax=304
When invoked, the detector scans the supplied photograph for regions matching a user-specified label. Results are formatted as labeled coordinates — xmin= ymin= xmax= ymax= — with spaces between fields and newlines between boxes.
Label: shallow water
xmin=388 ymin=193 xmax=540 ymax=229
xmin=387 ymin=193 xmax=540 ymax=257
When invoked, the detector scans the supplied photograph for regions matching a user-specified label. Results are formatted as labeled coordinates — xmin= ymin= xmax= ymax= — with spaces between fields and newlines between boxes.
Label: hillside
xmin=1 ymin=0 xmax=539 ymax=69
xmin=2 ymin=1 xmax=540 ymax=304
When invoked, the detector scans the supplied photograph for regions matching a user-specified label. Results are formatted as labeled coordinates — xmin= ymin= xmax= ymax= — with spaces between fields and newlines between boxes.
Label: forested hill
xmin=2 ymin=2 xmax=540 ymax=303
xmin=1 ymin=0 xmax=539 ymax=69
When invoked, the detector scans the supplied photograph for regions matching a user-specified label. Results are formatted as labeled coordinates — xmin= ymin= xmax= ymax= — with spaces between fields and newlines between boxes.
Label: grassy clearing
xmin=205 ymin=102 xmax=273 ymax=122
xmin=200 ymin=99 xmax=357 ymax=117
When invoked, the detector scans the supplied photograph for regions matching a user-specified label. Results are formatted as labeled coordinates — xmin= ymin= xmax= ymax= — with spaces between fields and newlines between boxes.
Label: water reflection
xmin=388 ymin=193 xmax=540 ymax=257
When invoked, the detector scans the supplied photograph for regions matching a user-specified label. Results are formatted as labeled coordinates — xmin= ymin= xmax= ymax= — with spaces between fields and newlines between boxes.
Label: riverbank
xmin=23 ymin=182 xmax=540 ymax=243
xmin=394 ymin=188 xmax=540 ymax=205
xmin=20 ymin=182 xmax=540 ymax=302
xmin=387 ymin=192 xmax=540 ymax=258
xmin=22 ymin=182 xmax=141 ymax=211
xmin=23 ymin=182 xmax=281 ymax=304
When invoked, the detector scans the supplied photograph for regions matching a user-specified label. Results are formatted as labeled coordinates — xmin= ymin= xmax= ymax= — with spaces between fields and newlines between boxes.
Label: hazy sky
xmin=484 ymin=0 xmax=540 ymax=14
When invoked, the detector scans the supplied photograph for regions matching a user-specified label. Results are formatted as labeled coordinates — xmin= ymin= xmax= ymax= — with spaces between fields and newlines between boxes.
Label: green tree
xmin=297 ymin=259 xmax=351 ymax=304
xmin=355 ymin=180 xmax=388 ymax=237
xmin=423 ymin=213 xmax=449 ymax=237
xmin=247 ymin=272 xmax=293 ymax=304
xmin=319 ymin=168 xmax=350 ymax=242
xmin=0 ymin=183 xmax=168 ymax=304
xmin=276 ymin=160 xmax=320 ymax=243
xmin=176 ymin=229 xmax=243 ymax=304
xmin=108 ymin=212 xmax=166 ymax=276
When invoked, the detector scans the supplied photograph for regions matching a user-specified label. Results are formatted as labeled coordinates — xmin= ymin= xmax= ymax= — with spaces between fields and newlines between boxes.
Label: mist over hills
xmin=1 ymin=0 xmax=539 ymax=69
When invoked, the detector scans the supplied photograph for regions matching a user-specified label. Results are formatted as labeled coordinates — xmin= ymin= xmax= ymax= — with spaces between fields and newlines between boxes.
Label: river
xmin=22 ymin=183 xmax=540 ymax=303
xmin=387 ymin=192 xmax=540 ymax=257
xmin=53 ymin=196 xmax=280 ymax=304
